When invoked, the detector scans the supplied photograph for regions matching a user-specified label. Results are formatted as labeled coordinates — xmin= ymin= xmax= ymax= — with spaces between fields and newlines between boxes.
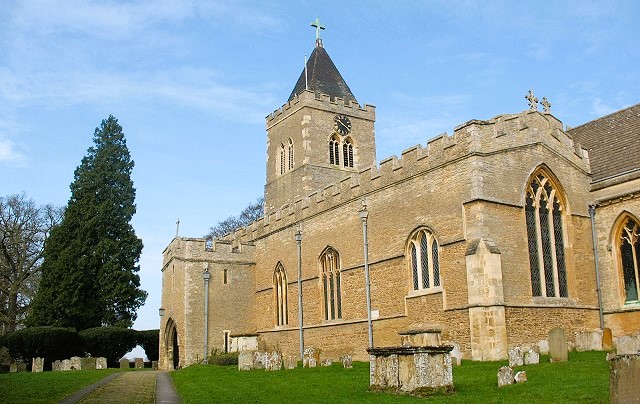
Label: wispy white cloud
xmin=591 ymin=97 xmax=616 ymax=117
xmin=0 ymin=135 xmax=26 ymax=166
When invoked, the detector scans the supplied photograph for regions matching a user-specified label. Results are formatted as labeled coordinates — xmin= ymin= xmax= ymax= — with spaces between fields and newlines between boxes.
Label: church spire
xmin=288 ymin=19 xmax=357 ymax=104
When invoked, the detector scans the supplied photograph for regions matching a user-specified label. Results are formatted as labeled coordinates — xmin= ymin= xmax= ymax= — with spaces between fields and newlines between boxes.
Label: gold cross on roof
xmin=311 ymin=17 xmax=325 ymax=40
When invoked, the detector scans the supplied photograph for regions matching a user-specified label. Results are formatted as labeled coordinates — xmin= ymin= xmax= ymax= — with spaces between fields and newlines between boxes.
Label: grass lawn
xmin=0 ymin=368 xmax=123 ymax=403
xmin=171 ymin=351 xmax=610 ymax=403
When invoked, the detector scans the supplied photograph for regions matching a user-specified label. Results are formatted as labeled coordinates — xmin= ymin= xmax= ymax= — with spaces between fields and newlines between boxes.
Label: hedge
xmin=1 ymin=326 xmax=83 ymax=364
xmin=137 ymin=329 xmax=159 ymax=362
xmin=79 ymin=327 xmax=138 ymax=367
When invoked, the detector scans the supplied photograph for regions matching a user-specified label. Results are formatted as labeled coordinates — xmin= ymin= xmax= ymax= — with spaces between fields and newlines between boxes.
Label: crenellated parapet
xmin=235 ymin=109 xmax=591 ymax=243
xmin=161 ymin=237 xmax=256 ymax=270
xmin=266 ymin=89 xmax=375 ymax=129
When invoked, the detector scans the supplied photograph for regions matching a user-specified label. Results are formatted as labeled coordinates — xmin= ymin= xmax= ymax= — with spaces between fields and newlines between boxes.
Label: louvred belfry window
xmin=288 ymin=138 xmax=294 ymax=170
xmin=343 ymin=138 xmax=354 ymax=168
xmin=619 ymin=218 xmax=640 ymax=303
xmin=525 ymin=172 xmax=568 ymax=298
xmin=329 ymin=136 xmax=340 ymax=166
xmin=279 ymin=143 xmax=285 ymax=175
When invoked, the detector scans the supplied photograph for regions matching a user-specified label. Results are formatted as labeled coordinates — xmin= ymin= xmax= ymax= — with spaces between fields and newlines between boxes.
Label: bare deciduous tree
xmin=206 ymin=197 xmax=264 ymax=239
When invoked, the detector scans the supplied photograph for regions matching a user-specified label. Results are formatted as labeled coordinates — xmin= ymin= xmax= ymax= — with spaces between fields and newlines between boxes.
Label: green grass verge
xmin=171 ymin=351 xmax=610 ymax=403
xmin=0 ymin=369 xmax=122 ymax=403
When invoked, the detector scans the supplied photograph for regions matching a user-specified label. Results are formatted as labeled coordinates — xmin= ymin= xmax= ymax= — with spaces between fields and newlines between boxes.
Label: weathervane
xmin=311 ymin=17 xmax=325 ymax=47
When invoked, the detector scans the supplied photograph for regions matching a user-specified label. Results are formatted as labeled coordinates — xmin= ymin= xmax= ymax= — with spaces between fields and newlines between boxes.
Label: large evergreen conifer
xmin=30 ymin=116 xmax=146 ymax=329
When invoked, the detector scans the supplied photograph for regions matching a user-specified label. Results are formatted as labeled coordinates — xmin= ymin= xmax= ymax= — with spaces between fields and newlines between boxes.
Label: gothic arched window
xmin=408 ymin=229 xmax=440 ymax=291
xmin=618 ymin=217 xmax=640 ymax=303
xmin=343 ymin=138 xmax=354 ymax=168
xmin=288 ymin=138 xmax=294 ymax=171
xmin=279 ymin=143 xmax=286 ymax=175
xmin=329 ymin=136 xmax=340 ymax=166
xmin=525 ymin=171 xmax=568 ymax=298
xmin=320 ymin=247 xmax=342 ymax=320
xmin=274 ymin=262 xmax=288 ymax=326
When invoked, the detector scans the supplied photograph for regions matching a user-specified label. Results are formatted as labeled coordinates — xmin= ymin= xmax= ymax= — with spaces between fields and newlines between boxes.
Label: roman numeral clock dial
xmin=334 ymin=114 xmax=352 ymax=135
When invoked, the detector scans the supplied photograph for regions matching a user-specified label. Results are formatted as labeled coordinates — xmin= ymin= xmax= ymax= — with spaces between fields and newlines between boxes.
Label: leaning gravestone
xmin=449 ymin=342 xmax=462 ymax=366
xmin=497 ymin=366 xmax=514 ymax=387
xmin=514 ymin=370 xmax=527 ymax=383
xmin=549 ymin=327 xmax=568 ymax=362
xmin=96 ymin=357 xmax=108 ymax=369
xmin=32 ymin=357 xmax=44 ymax=373
xmin=523 ymin=348 xmax=540 ymax=365
xmin=120 ymin=358 xmax=130 ymax=369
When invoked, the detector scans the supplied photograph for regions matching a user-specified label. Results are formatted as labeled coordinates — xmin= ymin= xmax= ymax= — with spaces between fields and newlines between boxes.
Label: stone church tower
xmin=264 ymin=38 xmax=376 ymax=211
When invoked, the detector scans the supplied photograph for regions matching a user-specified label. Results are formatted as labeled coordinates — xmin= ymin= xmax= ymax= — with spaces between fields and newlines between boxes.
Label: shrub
xmin=208 ymin=349 xmax=239 ymax=366
xmin=2 ymin=327 xmax=82 ymax=365
xmin=137 ymin=329 xmax=159 ymax=361
xmin=79 ymin=327 xmax=137 ymax=367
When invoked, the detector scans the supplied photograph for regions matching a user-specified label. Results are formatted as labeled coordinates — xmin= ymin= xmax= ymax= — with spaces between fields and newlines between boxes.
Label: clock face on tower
xmin=333 ymin=114 xmax=352 ymax=135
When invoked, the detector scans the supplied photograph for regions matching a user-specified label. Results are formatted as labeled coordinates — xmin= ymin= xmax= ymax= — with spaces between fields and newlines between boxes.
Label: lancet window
xmin=525 ymin=171 xmax=568 ymax=298
xmin=279 ymin=143 xmax=285 ymax=175
xmin=274 ymin=262 xmax=288 ymax=326
xmin=329 ymin=136 xmax=340 ymax=166
xmin=618 ymin=217 xmax=640 ymax=303
xmin=408 ymin=229 xmax=440 ymax=291
xmin=343 ymin=138 xmax=354 ymax=168
xmin=288 ymin=138 xmax=294 ymax=170
xmin=321 ymin=247 xmax=342 ymax=320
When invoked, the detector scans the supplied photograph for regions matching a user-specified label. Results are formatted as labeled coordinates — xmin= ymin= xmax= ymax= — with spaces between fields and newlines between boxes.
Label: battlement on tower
xmin=230 ymin=109 xmax=590 ymax=244
xmin=266 ymin=89 xmax=375 ymax=128
xmin=161 ymin=236 xmax=256 ymax=271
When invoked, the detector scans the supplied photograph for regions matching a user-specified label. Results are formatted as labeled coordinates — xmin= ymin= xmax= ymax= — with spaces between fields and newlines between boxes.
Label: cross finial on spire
xmin=525 ymin=89 xmax=539 ymax=111
xmin=311 ymin=17 xmax=325 ymax=47
xmin=541 ymin=97 xmax=552 ymax=113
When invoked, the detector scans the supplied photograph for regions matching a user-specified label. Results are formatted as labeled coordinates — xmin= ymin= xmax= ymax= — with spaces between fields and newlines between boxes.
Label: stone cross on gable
xmin=541 ymin=97 xmax=552 ymax=113
xmin=526 ymin=89 xmax=538 ymax=111
xmin=311 ymin=17 xmax=325 ymax=47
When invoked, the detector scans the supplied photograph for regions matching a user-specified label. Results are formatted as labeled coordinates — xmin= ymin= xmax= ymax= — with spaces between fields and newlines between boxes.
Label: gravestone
xmin=341 ymin=355 xmax=353 ymax=369
xmin=514 ymin=370 xmax=527 ymax=383
xmin=96 ymin=357 xmax=108 ymax=369
xmin=10 ymin=362 xmax=27 ymax=372
xmin=61 ymin=359 xmax=71 ymax=371
xmin=119 ymin=358 xmax=130 ymax=369
xmin=52 ymin=360 xmax=62 ymax=371
xmin=134 ymin=357 xmax=144 ymax=369
xmin=82 ymin=357 xmax=97 ymax=370
xmin=152 ymin=361 xmax=159 ymax=370
xmin=523 ymin=348 xmax=539 ymax=365
xmin=508 ymin=346 xmax=524 ymax=367
xmin=497 ymin=366 xmax=514 ymax=387
xmin=321 ymin=358 xmax=333 ymax=367
xmin=238 ymin=351 xmax=253 ymax=370
xmin=69 ymin=356 xmax=82 ymax=370
xmin=609 ymin=353 xmax=640 ymax=404
xmin=448 ymin=342 xmax=462 ymax=366
xmin=284 ymin=355 xmax=297 ymax=369
xmin=265 ymin=352 xmax=282 ymax=371
xmin=548 ymin=328 xmax=568 ymax=362
xmin=303 ymin=347 xmax=319 ymax=368
xmin=252 ymin=351 xmax=268 ymax=370
xmin=575 ymin=330 xmax=602 ymax=351
xmin=602 ymin=328 xmax=613 ymax=351
xmin=615 ymin=334 xmax=640 ymax=355
xmin=32 ymin=357 xmax=44 ymax=373
xmin=538 ymin=339 xmax=549 ymax=355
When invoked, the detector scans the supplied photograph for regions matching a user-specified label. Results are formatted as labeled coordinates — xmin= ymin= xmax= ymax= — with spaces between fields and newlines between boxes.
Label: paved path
xmin=59 ymin=370 xmax=180 ymax=404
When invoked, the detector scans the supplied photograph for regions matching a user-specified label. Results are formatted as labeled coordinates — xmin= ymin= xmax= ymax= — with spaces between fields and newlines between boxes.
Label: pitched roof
xmin=568 ymin=103 xmax=640 ymax=182
xmin=288 ymin=44 xmax=357 ymax=104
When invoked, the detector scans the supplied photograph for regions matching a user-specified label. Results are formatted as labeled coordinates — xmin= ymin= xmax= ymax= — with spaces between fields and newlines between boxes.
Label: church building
xmin=159 ymin=30 xmax=640 ymax=369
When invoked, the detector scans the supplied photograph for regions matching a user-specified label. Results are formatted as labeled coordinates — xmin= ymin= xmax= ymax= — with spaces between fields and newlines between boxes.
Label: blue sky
xmin=1 ymin=0 xmax=638 ymax=344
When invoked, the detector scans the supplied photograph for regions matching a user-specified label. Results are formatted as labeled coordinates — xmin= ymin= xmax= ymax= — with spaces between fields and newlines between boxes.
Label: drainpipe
xmin=203 ymin=265 xmax=211 ymax=363
xmin=296 ymin=229 xmax=304 ymax=362
xmin=588 ymin=205 xmax=605 ymax=330
xmin=360 ymin=199 xmax=373 ymax=349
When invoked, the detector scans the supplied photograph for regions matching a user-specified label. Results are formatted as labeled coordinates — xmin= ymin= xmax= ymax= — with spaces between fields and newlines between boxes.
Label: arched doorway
xmin=164 ymin=318 xmax=179 ymax=369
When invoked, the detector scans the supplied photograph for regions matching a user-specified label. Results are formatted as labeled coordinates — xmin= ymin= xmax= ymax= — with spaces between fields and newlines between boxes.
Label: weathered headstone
xmin=10 ymin=362 xmax=27 ymax=372
xmin=341 ymin=355 xmax=353 ymax=369
xmin=575 ymin=330 xmax=603 ymax=351
xmin=538 ymin=339 xmax=549 ymax=355
xmin=119 ymin=358 xmax=130 ymax=369
xmin=52 ymin=360 xmax=62 ymax=371
xmin=303 ymin=347 xmax=319 ymax=368
xmin=252 ymin=351 xmax=268 ymax=369
xmin=609 ymin=353 xmax=640 ymax=404
xmin=238 ymin=351 xmax=253 ymax=370
xmin=549 ymin=328 xmax=568 ymax=362
xmin=32 ymin=357 xmax=44 ymax=373
xmin=497 ymin=366 xmax=514 ymax=387
xmin=284 ymin=355 xmax=297 ymax=370
xmin=321 ymin=358 xmax=333 ymax=367
xmin=508 ymin=346 xmax=524 ymax=367
xmin=602 ymin=328 xmax=613 ymax=351
xmin=514 ymin=370 xmax=527 ymax=383
xmin=449 ymin=342 xmax=462 ymax=366
xmin=265 ymin=352 xmax=282 ymax=371
xmin=134 ymin=357 xmax=144 ymax=369
xmin=152 ymin=360 xmax=159 ymax=370
xmin=96 ymin=357 xmax=108 ymax=369
xmin=615 ymin=334 xmax=640 ymax=355
xmin=82 ymin=357 xmax=97 ymax=370
xmin=523 ymin=348 xmax=540 ymax=365
xmin=69 ymin=356 xmax=82 ymax=370
xmin=62 ymin=359 xmax=71 ymax=371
